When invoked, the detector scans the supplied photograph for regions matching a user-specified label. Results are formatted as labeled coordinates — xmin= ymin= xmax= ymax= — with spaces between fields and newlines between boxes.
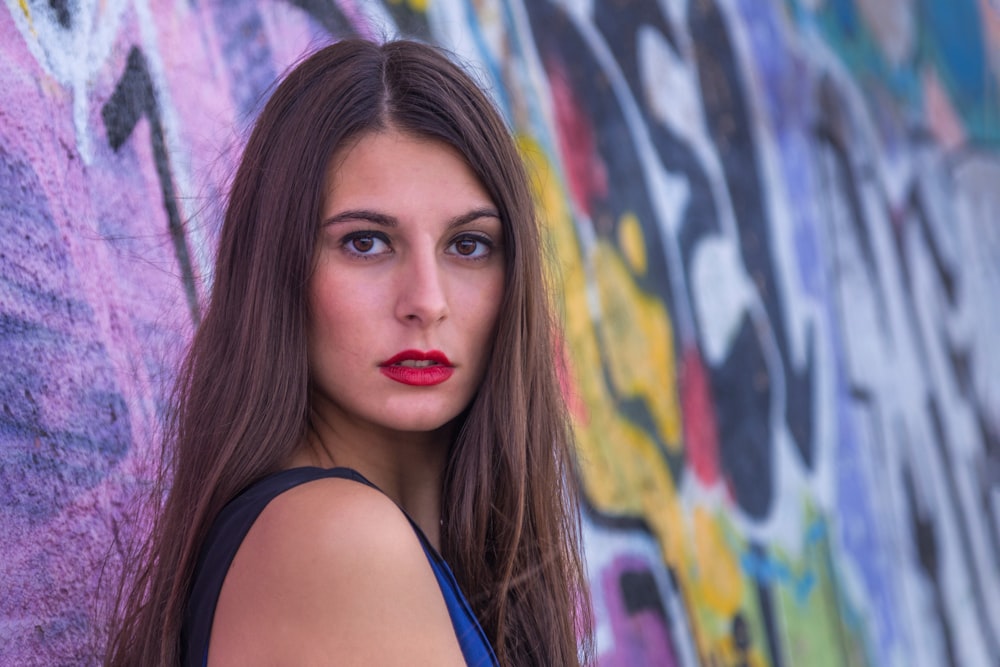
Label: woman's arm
xmin=207 ymin=477 xmax=465 ymax=666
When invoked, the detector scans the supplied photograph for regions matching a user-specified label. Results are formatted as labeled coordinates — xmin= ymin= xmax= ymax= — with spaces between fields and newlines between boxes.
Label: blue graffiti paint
xmin=918 ymin=0 xmax=987 ymax=107
xmin=917 ymin=0 xmax=1000 ymax=142
xmin=457 ymin=0 xmax=512 ymax=121
xmin=833 ymin=377 xmax=898 ymax=666
xmin=829 ymin=0 xmax=861 ymax=38
xmin=794 ymin=0 xmax=923 ymax=113
xmin=791 ymin=0 xmax=1000 ymax=143
xmin=738 ymin=543 xmax=818 ymax=605
xmin=736 ymin=0 xmax=827 ymax=299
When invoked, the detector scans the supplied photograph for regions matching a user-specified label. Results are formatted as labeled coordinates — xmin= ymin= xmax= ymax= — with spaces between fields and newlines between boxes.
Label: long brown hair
xmin=105 ymin=38 xmax=591 ymax=666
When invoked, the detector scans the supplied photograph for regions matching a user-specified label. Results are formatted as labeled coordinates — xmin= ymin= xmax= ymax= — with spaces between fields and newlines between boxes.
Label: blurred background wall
xmin=2 ymin=0 xmax=999 ymax=665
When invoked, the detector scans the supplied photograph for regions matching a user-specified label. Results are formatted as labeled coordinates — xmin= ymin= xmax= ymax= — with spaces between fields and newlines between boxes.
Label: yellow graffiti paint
xmin=594 ymin=242 xmax=682 ymax=450
xmin=617 ymin=212 xmax=647 ymax=275
xmin=517 ymin=135 xmax=690 ymax=567
xmin=516 ymin=131 xmax=786 ymax=667
xmin=386 ymin=0 xmax=428 ymax=13
xmin=518 ymin=133 xmax=788 ymax=665
xmin=509 ymin=53 xmax=870 ymax=667
xmin=17 ymin=0 xmax=38 ymax=38
xmin=691 ymin=508 xmax=743 ymax=615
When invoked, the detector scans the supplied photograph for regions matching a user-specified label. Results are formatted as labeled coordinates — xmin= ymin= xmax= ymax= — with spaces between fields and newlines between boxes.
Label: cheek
xmin=312 ymin=296 xmax=366 ymax=349
xmin=309 ymin=278 xmax=359 ymax=349
xmin=311 ymin=267 xmax=372 ymax=322
xmin=465 ymin=274 xmax=505 ymax=342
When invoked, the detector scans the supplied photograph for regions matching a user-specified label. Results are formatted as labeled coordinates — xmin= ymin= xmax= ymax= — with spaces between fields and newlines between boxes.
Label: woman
xmin=106 ymin=38 xmax=590 ymax=666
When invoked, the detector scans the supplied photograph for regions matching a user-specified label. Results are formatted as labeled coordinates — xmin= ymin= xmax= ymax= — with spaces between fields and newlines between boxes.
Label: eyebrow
xmin=321 ymin=207 xmax=501 ymax=229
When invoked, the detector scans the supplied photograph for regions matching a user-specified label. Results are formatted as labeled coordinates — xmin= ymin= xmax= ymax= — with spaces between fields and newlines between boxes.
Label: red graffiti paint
xmin=546 ymin=57 xmax=608 ymax=217
xmin=555 ymin=334 xmax=589 ymax=424
xmin=681 ymin=346 xmax=720 ymax=485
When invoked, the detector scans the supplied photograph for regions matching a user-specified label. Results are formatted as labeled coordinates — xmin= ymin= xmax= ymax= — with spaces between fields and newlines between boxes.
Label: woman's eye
xmin=449 ymin=235 xmax=492 ymax=259
xmin=342 ymin=233 xmax=389 ymax=257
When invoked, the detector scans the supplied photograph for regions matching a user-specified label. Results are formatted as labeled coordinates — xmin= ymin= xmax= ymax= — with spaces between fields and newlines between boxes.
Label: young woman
xmin=106 ymin=38 xmax=591 ymax=666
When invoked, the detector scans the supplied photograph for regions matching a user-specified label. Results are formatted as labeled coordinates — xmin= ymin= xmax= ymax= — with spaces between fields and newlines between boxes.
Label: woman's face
xmin=307 ymin=130 xmax=505 ymax=442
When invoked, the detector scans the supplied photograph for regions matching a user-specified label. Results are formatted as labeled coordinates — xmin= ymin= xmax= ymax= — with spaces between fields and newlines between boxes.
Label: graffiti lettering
xmin=3 ymin=0 xmax=1000 ymax=664
xmin=101 ymin=46 xmax=200 ymax=324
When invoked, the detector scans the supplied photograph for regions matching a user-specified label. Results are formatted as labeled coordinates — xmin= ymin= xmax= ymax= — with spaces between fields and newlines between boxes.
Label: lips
xmin=379 ymin=349 xmax=454 ymax=386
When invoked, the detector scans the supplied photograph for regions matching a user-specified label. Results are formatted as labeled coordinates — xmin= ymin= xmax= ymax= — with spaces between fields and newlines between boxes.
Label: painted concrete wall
xmin=2 ymin=0 xmax=998 ymax=665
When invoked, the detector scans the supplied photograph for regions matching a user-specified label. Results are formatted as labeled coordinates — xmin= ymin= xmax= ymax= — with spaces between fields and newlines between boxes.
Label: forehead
xmin=323 ymin=130 xmax=490 ymax=203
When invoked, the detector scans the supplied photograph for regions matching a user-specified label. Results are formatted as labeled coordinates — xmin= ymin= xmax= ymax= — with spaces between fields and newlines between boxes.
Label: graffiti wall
xmin=1 ymin=0 xmax=998 ymax=665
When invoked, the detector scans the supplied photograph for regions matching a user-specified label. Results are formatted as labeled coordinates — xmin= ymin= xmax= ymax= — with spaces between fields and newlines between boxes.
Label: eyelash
xmin=338 ymin=231 xmax=495 ymax=261
xmin=340 ymin=231 xmax=390 ymax=259
xmin=448 ymin=233 xmax=494 ymax=260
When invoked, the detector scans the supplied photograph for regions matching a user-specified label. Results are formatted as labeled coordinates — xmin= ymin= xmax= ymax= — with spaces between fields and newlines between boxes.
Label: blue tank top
xmin=181 ymin=466 xmax=499 ymax=666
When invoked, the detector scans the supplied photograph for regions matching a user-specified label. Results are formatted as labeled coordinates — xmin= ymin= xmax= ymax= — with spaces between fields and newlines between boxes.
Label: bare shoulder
xmin=240 ymin=475 xmax=416 ymax=560
xmin=207 ymin=476 xmax=464 ymax=666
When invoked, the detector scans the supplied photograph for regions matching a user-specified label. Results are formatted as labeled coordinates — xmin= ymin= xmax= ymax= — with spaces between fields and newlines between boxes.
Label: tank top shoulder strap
xmin=182 ymin=466 xmax=372 ymax=666
xmin=181 ymin=466 xmax=498 ymax=667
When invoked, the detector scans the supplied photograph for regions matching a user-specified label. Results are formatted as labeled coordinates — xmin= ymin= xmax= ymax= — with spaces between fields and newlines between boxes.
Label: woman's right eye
xmin=341 ymin=232 xmax=390 ymax=257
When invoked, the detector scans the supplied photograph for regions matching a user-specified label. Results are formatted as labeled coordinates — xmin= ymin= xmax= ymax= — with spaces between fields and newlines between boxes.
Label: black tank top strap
xmin=180 ymin=466 xmax=498 ymax=666
xmin=181 ymin=467 xmax=373 ymax=666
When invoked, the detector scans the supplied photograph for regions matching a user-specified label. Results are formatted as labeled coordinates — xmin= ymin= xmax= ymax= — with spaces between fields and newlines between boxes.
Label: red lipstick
xmin=379 ymin=350 xmax=454 ymax=386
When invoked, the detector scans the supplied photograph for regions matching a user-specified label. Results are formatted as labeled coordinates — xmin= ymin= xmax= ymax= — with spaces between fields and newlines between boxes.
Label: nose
xmin=394 ymin=249 xmax=448 ymax=326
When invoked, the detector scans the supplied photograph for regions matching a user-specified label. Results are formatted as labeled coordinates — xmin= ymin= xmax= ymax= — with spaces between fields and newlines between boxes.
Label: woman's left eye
xmin=448 ymin=235 xmax=492 ymax=259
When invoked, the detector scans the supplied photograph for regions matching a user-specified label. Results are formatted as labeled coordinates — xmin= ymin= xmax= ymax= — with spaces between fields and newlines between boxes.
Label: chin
xmin=390 ymin=408 xmax=468 ymax=438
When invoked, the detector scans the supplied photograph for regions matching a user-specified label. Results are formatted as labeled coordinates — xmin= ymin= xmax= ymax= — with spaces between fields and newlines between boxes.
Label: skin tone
xmin=207 ymin=129 xmax=505 ymax=665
